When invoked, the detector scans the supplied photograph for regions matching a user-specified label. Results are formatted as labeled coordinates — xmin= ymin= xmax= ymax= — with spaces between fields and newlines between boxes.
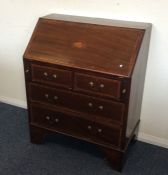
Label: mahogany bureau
xmin=23 ymin=14 xmax=151 ymax=171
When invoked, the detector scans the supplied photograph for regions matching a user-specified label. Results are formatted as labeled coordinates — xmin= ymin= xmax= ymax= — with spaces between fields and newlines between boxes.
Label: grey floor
xmin=0 ymin=102 xmax=168 ymax=175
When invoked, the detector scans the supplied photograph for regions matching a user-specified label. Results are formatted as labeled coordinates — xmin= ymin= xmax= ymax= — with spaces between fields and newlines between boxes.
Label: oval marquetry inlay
xmin=72 ymin=41 xmax=86 ymax=49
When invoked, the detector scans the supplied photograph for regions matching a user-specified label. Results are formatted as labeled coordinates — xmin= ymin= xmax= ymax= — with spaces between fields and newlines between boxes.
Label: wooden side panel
xmin=126 ymin=24 xmax=152 ymax=138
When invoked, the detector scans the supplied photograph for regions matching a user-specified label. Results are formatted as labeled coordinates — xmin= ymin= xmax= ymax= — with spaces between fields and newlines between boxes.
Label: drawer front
xmin=29 ymin=84 xmax=125 ymax=123
xmin=74 ymin=73 xmax=121 ymax=99
xmin=73 ymin=94 xmax=125 ymax=123
xmin=30 ymin=105 xmax=122 ymax=147
xmin=30 ymin=105 xmax=78 ymax=135
xmin=31 ymin=64 xmax=72 ymax=88
xmin=29 ymin=83 xmax=74 ymax=109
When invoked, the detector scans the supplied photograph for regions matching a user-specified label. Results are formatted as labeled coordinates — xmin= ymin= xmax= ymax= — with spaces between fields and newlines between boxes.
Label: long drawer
xmin=29 ymin=83 xmax=125 ymax=123
xmin=30 ymin=104 xmax=122 ymax=147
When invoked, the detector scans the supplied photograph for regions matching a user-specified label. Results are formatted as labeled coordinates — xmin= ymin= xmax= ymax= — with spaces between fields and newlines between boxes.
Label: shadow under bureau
xmin=23 ymin=14 xmax=151 ymax=171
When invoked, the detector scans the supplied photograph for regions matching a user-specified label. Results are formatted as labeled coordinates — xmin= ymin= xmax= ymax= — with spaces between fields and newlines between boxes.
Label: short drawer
xmin=31 ymin=64 xmax=72 ymax=88
xmin=29 ymin=83 xmax=73 ymax=109
xmin=30 ymin=105 xmax=122 ymax=147
xmin=74 ymin=73 xmax=121 ymax=99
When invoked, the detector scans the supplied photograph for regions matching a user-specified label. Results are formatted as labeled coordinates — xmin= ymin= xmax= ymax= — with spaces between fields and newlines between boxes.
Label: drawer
xmin=30 ymin=105 xmax=122 ymax=147
xmin=29 ymin=83 xmax=125 ymax=123
xmin=30 ymin=104 xmax=78 ymax=135
xmin=31 ymin=64 xmax=72 ymax=88
xmin=73 ymin=94 xmax=125 ymax=123
xmin=29 ymin=83 xmax=74 ymax=109
xmin=74 ymin=73 xmax=121 ymax=99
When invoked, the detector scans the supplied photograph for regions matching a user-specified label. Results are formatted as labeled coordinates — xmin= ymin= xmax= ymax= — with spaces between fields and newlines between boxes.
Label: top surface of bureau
xmin=24 ymin=14 xmax=148 ymax=77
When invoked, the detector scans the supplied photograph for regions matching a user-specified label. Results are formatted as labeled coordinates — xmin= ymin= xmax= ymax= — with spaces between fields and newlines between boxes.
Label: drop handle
xmin=45 ymin=116 xmax=50 ymax=120
xmin=54 ymin=96 xmax=58 ymax=100
xmin=45 ymin=94 xmax=49 ymax=98
xmin=25 ymin=69 xmax=29 ymax=73
xmin=100 ymin=84 xmax=105 ymax=88
xmin=43 ymin=72 xmax=48 ymax=76
xmin=53 ymin=74 xmax=57 ymax=79
xmin=87 ymin=125 xmax=92 ymax=130
xmin=98 ymin=105 xmax=104 ymax=110
xmin=88 ymin=102 xmax=93 ymax=108
xmin=97 ymin=128 xmax=102 ymax=133
xmin=122 ymin=89 xmax=126 ymax=94
xmin=89 ymin=81 xmax=94 ymax=87
xmin=54 ymin=118 xmax=59 ymax=123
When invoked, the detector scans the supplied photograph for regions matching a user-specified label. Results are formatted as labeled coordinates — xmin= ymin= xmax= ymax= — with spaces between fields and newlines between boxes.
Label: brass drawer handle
xmin=88 ymin=102 xmax=93 ymax=107
xmin=25 ymin=69 xmax=29 ymax=73
xmin=87 ymin=125 xmax=92 ymax=130
xmin=99 ymin=105 xmax=104 ymax=110
xmin=43 ymin=72 xmax=48 ymax=76
xmin=53 ymin=74 xmax=57 ymax=79
xmin=89 ymin=81 xmax=94 ymax=87
xmin=45 ymin=94 xmax=49 ymax=98
xmin=54 ymin=118 xmax=59 ymax=123
xmin=100 ymin=84 xmax=105 ymax=88
xmin=45 ymin=116 xmax=50 ymax=120
xmin=97 ymin=128 xmax=102 ymax=133
xmin=54 ymin=96 xmax=58 ymax=100
xmin=122 ymin=89 xmax=126 ymax=94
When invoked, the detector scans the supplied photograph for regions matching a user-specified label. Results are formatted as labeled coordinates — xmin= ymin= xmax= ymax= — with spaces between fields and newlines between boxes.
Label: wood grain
xmin=24 ymin=18 xmax=144 ymax=77
xmin=23 ymin=14 xmax=151 ymax=172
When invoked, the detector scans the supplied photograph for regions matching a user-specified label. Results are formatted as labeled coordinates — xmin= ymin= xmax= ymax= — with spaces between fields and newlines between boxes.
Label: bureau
xmin=23 ymin=14 xmax=151 ymax=171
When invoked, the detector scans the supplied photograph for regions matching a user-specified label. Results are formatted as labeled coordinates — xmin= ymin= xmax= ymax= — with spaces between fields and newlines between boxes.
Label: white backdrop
xmin=0 ymin=0 xmax=168 ymax=148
